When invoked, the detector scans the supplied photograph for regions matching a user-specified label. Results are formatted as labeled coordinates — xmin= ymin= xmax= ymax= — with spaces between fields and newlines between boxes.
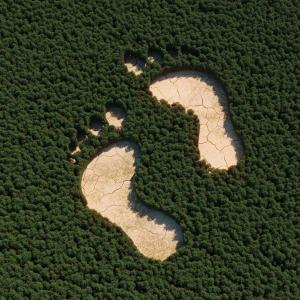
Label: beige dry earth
xmin=89 ymin=120 xmax=101 ymax=137
xmin=81 ymin=141 xmax=183 ymax=260
xmin=71 ymin=145 xmax=80 ymax=155
xmin=124 ymin=55 xmax=145 ymax=75
xmin=70 ymin=158 xmax=76 ymax=164
xmin=148 ymin=51 xmax=162 ymax=64
xmin=149 ymin=70 xmax=243 ymax=169
xmin=105 ymin=106 xmax=126 ymax=128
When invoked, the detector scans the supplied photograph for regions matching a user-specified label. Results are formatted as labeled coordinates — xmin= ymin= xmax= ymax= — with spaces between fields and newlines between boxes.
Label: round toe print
xmin=124 ymin=53 xmax=145 ymax=76
xmin=105 ymin=105 xmax=126 ymax=129
xmin=89 ymin=117 xmax=102 ymax=137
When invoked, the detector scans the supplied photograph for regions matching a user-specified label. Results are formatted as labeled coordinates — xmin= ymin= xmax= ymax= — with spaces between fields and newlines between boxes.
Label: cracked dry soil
xmin=81 ymin=140 xmax=183 ymax=261
xmin=150 ymin=70 xmax=243 ymax=169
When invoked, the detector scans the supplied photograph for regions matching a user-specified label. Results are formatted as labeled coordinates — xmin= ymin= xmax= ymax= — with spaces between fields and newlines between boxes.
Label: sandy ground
xmin=148 ymin=50 xmax=162 ymax=64
xmin=81 ymin=141 xmax=183 ymax=260
xmin=149 ymin=70 xmax=243 ymax=169
xmin=89 ymin=120 xmax=101 ymax=137
xmin=105 ymin=106 xmax=126 ymax=129
xmin=125 ymin=56 xmax=145 ymax=75
xmin=71 ymin=145 xmax=80 ymax=155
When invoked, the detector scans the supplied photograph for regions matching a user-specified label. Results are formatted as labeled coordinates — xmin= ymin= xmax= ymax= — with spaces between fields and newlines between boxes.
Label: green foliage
xmin=0 ymin=0 xmax=299 ymax=299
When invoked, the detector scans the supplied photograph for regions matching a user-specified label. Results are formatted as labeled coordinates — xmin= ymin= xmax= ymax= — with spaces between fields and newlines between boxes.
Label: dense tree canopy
xmin=0 ymin=0 xmax=299 ymax=298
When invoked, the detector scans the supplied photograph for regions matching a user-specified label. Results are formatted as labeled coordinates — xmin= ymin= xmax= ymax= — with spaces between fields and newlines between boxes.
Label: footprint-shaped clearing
xmin=81 ymin=140 xmax=183 ymax=260
xmin=149 ymin=70 xmax=243 ymax=169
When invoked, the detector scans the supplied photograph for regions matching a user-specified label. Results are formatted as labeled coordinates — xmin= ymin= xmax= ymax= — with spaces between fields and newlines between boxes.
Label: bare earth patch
xmin=81 ymin=141 xmax=183 ymax=260
xmin=124 ymin=55 xmax=145 ymax=75
xmin=148 ymin=50 xmax=162 ymax=64
xmin=71 ymin=145 xmax=80 ymax=155
xmin=105 ymin=106 xmax=126 ymax=129
xmin=89 ymin=119 xmax=101 ymax=137
xmin=149 ymin=70 xmax=243 ymax=169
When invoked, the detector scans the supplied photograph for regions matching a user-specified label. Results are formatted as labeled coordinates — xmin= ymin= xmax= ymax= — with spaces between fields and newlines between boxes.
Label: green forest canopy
xmin=0 ymin=0 xmax=299 ymax=299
